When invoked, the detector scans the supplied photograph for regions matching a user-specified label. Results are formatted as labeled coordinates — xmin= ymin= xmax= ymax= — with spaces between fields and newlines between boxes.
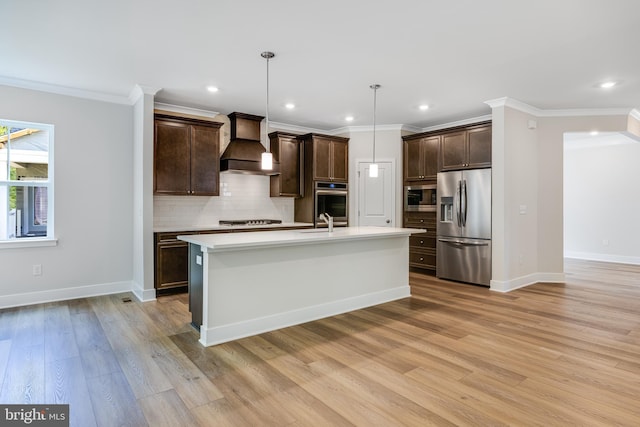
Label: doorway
xmin=356 ymin=160 xmax=395 ymax=227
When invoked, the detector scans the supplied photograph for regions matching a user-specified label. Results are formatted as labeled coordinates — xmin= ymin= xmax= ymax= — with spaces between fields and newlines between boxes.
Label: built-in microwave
xmin=404 ymin=184 xmax=437 ymax=212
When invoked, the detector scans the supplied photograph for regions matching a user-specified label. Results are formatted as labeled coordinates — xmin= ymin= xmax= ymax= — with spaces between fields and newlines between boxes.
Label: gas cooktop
xmin=218 ymin=219 xmax=283 ymax=226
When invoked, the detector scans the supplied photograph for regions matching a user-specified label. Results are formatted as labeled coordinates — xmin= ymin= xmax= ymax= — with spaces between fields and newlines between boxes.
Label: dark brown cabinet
xmin=155 ymin=232 xmax=195 ymax=292
xmin=440 ymin=124 xmax=492 ymax=171
xmin=299 ymin=133 xmax=349 ymax=182
xmin=154 ymin=114 xmax=223 ymax=195
xmin=403 ymin=135 xmax=440 ymax=181
xmin=404 ymin=212 xmax=437 ymax=273
xmin=269 ymin=131 xmax=302 ymax=197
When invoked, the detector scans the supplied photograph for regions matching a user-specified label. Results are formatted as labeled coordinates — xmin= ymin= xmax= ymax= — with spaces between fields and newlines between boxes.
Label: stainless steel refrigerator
xmin=436 ymin=168 xmax=491 ymax=286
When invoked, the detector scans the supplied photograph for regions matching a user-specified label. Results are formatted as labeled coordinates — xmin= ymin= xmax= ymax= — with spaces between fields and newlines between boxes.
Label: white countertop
xmin=179 ymin=226 xmax=426 ymax=252
xmin=154 ymin=222 xmax=313 ymax=233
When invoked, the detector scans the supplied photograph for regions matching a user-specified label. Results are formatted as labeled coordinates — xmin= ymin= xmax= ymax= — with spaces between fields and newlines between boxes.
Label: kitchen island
xmin=179 ymin=226 xmax=424 ymax=347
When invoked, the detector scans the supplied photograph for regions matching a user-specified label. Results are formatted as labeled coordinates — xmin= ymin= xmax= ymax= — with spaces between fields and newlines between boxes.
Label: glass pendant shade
xmin=369 ymin=163 xmax=378 ymax=177
xmin=261 ymin=151 xmax=273 ymax=170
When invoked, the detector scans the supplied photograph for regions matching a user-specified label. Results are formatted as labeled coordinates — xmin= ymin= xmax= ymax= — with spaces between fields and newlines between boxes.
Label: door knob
xmin=386 ymin=219 xmax=391 ymax=224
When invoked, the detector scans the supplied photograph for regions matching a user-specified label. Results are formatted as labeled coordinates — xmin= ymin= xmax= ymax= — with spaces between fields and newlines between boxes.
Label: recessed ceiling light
xmin=285 ymin=103 xmax=295 ymax=110
xmin=206 ymin=86 xmax=219 ymax=93
xmin=600 ymin=81 xmax=616 ymax=89
xmin=419 ymin=104 xmax=430 ymax=111
xmin=590 ymin=131 xmax=599 ymax=136
xmin=345 ymin=116 xmax=354 ymax=122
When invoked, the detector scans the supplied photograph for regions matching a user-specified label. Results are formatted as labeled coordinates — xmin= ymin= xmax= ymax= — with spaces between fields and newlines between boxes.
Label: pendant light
xmin=261 ymin=51 xmax=274 ymax=170
xmin=369 ymin=84 xmax=380 ymax=178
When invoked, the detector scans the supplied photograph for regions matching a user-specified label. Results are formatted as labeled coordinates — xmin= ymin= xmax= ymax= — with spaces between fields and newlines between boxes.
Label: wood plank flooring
xmin=0 ymin=258 xmax=639 ymax=426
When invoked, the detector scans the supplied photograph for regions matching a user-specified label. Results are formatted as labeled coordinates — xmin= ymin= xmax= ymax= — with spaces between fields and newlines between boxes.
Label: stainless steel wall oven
xmin=315 ymin=182 xmax=348 ymax=227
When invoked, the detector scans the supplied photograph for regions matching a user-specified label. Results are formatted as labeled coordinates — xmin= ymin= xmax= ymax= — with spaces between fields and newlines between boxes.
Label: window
xmin=0 ymin=120 xmax=54 ymax=244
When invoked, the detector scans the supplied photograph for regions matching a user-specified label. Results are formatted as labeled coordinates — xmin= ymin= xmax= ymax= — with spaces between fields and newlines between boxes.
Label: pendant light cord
xmin=371 ymin=84 xmax=380 ymax=164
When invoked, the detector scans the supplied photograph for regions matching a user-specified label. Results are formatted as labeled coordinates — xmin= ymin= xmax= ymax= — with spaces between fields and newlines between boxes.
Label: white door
xmin=358 ymin=161 xmax=394 ymax=227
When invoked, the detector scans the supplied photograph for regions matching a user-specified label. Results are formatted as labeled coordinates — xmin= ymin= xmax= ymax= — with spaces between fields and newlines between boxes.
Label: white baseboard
xmin=199 ymin=285 xmax=410 ymax=347
xmin=565 ymin=251 xmax=640 ymax=266
xmin=490 ymin=272 xmax=565 ymax=293
xmin=131 ymin=282 xmax=157 ymax=302
xmin=0 ymin=280 xmax=134 ymax=309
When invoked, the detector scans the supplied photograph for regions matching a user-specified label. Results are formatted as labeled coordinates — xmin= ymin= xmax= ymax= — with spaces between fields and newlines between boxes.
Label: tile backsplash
xmin=154 ymin=174 xmax=295 ymax=228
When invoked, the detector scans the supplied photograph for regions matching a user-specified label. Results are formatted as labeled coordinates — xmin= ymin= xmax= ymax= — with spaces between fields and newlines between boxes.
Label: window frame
xmin=0 ymin=119 xmax=56 ymax=248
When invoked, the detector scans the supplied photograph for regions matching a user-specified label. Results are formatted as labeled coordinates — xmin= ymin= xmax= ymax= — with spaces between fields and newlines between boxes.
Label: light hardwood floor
xmin=1 ymin=259 xmax=639 ymax=426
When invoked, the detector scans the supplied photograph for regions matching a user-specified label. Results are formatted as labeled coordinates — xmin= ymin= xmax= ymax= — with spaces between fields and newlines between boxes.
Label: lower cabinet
xmin=404 ymin=211 xmax=437 ymax=273
xmin=155 ymin=232 xmax=196 ymax=292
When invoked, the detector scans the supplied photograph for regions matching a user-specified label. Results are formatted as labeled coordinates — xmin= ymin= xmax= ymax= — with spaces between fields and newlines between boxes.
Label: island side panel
xmin=199 ymin=235 xmax=410 ymax=346
xmin=188 ymin=243 xmax=204 ymax=330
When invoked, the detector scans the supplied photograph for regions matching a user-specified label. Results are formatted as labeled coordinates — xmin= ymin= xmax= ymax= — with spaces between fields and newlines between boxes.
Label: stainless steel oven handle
xmin=315 ymin=190 xmax=348 ymax=196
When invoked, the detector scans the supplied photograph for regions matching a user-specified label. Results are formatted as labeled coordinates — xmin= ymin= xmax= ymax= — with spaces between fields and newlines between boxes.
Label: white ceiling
xmin=2 ymin=0 xmax=639 ymax=131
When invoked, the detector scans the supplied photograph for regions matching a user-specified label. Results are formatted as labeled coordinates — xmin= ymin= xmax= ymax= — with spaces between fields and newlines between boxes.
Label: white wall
xmin=0 ymin=85 xmax=134 ymax=307
xmin=489 ymin=98 xmax=631 ymax=291
xmin=491 ymin=107 xmax=540 ymax=290
xmin=564 ymin=137 xmax=640 ymax=264
xmin=346 ymin=128 xmax=403 ymax=227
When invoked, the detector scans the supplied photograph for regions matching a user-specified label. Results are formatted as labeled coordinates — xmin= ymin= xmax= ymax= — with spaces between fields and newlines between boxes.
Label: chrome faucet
xmin=320 ymin=213 xmax=334 ymax=232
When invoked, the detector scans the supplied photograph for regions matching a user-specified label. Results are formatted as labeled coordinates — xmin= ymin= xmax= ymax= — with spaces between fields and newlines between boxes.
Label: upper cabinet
xmin=269 ymin=131 xmax=302 ymax=197
xmin=154 ymin=114 xmax=223 ymax=196
xmin=440 ymin=124 xmax=492 ymax=171
xmin=403 ymin=135 xmax=440 ymax=182
xmin=299 ymin=133 xmax=349 ymax=182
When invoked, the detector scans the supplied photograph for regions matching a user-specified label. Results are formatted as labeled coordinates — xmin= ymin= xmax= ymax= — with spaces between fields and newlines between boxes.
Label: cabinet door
xmin=421 ymin=136 xmax=440 ymax=179
xmin=190 ymin=124 xmax=220 ymax=196
xmin=331 ymin=140 xmax=348 ymax=182
xmin=467 ymin=126 xmax=492 ymax=169
xmin=156 ymin=242 xmax=189 ymax=290
xmin=275 ymin=135 xmax=301 ymax=197
xmin=440 ymin=131 xmax=467 ymax=171
xmin=312 ymin=138 xmax=332 ymax=181
xmin=403 ymin=139 xmax=423 ymax=181
xmin=154 ymin=120 xmax=190 ymax=194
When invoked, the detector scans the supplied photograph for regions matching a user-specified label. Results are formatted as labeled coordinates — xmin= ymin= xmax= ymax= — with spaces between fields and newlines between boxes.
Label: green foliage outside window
xmin=9 ymin=168 xmax=17 ymax=210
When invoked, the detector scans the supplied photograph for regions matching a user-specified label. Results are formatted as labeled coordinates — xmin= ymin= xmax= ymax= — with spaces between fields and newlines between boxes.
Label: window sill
xmin=0 ymin=238 xmax=58 ymax=250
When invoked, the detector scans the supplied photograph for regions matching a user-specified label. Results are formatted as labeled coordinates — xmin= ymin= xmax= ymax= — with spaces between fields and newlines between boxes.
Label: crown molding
xmin=401 ymin=124 xmax=423 ymax=134
xmin=485 ymin=97 xmax=633 ymax=118
xmin=129 ymin=85 xmax=161 ymax=104
xmin=337 ymin=124 xmax=407 ymax=134
xmin=0 ymin=75 xmax=131 ymax=105
xmin=268 ymin=121 xmax=328 ymax=135
xmin=154 ymin=102 xmax=219 ymax=118
xmin=421 ymin=114 xmax=492 ymax=133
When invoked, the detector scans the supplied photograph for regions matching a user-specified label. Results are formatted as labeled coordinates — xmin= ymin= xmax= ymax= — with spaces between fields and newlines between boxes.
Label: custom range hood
xmin=220 ymin=112 xmax=280 ymax=175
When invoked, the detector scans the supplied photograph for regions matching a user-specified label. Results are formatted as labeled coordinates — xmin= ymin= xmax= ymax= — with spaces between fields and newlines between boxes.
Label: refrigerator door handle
xmin=455 ymin=180 xmax=461 ymax=227
xmin=461 ymin=179 xmax=467 ymax=227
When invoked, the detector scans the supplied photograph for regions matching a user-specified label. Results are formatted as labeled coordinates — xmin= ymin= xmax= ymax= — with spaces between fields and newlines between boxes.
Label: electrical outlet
xmin=602 ymin=239 xmax=610 ymax=246
xmin=32 ymin=264 xmax=42 ymax=276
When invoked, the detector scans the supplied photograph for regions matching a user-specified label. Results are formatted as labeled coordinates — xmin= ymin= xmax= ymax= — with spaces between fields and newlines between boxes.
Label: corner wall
xmin=0 ymin=85 xmax=134 ymax=307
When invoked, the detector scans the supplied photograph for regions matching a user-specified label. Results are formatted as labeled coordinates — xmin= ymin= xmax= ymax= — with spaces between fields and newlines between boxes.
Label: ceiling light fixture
xmin=207 ymin=86 xmax=219 ymax=93
xmin=600 ymin=81 xmax=616 ymax=89
xmin=285 ymin=103 xmax=295 ymax=110
xmin=369 ymin=84 xmax=380 ymax=178
xmin=261 ymin=51 xmax=275 ymax=170
xmin=419 ymin=104 xmax=429 ymax=111
xmin=345 ymin=116 xmax=354 ymax=122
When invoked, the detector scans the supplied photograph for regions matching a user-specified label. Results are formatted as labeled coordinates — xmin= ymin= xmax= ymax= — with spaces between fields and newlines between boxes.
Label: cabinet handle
xmin=419 ymin=257 xmax=424 ymax=261
xmin=420 ymin=240 xmax=424 ymax=244
xmin=420 ymin=219 xmax=424 ymax=223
